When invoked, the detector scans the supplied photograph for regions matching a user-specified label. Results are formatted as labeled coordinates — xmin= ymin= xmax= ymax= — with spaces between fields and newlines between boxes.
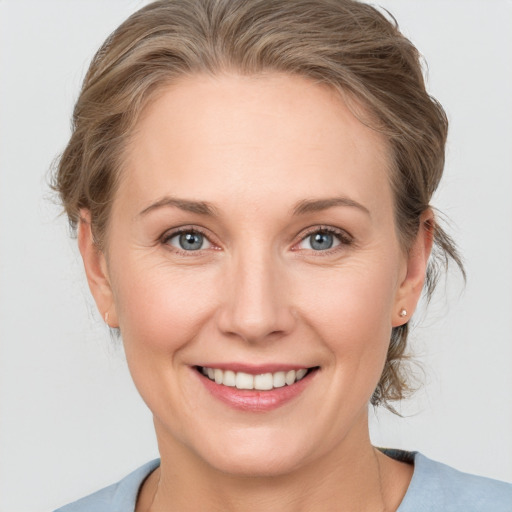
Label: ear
xmin=392 ymin=209 xmax=434 ymax=327
xmin=77 ymin=210 xmax=118 ymax=328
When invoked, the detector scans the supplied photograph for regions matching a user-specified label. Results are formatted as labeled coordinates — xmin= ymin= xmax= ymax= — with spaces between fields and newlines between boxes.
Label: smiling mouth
xmin=196 ymin=366 xmax=318 ymax=391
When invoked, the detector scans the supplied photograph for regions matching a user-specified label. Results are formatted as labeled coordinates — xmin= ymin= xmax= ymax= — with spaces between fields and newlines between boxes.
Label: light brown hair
xmin=53 ymin=0 xmax=464 ymax=410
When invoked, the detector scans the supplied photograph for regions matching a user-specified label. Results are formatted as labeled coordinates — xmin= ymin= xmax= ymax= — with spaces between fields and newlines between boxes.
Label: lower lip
xmin=195 ymin=369 xmax=317 ymax=412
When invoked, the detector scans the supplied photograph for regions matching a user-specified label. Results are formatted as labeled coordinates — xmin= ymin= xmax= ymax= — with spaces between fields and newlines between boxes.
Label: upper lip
xmin=195 ymin=363 xmax=316 ymax=374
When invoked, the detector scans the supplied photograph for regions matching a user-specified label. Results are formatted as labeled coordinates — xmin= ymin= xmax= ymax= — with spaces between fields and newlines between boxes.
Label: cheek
xmin=109 ymin=261 xmax=221 ymax=436
xmin=293 ymin=260 xmax=398 ymax=367
xmin=297 ymin=258 xmax=398 ymax=325
xmin=111 ymin=260 xmax=220 ymax=354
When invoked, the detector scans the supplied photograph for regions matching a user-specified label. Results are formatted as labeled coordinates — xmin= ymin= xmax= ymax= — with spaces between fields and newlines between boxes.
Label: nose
xmin=216 ymin=249 xmax=296 ymax=344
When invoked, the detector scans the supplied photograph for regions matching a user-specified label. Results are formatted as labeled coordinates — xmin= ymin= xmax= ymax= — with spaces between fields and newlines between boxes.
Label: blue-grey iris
xmin=310 ymin=232 xmax=333 ymax=250
xmin=179 ymin=232 xmax=203 ymax=250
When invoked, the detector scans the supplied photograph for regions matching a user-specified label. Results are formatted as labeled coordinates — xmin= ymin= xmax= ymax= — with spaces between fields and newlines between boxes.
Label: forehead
xmin=118 ymin=73 xmax=393 ymax=218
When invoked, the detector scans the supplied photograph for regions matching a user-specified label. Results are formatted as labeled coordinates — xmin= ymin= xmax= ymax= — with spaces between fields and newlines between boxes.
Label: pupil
xmin=311 ymin=232 xmax=333 ymax=250
xmin=179 ymin=232 xmax=203 ymax=250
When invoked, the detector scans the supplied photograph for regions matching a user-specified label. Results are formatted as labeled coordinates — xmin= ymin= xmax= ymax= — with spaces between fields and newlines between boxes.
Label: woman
xmin=52 ymin=0 xmax=512 ymax=510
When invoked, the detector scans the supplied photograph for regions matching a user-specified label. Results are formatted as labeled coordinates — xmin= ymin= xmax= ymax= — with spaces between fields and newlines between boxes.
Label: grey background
xmin=1 ymin=1 xmax=511 ymax=510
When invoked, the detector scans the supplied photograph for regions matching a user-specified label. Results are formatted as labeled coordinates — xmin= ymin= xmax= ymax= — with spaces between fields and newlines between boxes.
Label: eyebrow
xmin=138 ymin=195 xmax=369 ymax=218
xmin=139 ymin=196 xmax=217 ymax=217
xmin=292 ymin=197 xmax=370 ymax=216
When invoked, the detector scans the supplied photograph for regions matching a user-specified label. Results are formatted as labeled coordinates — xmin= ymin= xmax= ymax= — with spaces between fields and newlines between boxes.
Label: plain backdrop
xmin=1 ymin=1 xmax=511 ymax=511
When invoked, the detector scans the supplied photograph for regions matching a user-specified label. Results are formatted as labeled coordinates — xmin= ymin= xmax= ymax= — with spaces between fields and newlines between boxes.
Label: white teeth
xmin=200 ymin=367 xmax=311 ymax=390
xmin=285 ymin=370 xmax=296 ymax=385
xmin=254 ymin=373 xmax=273 ymax=391
xmin=296 ymin=368 xmax=307 ymax=381
xmin=235 ymin=372 xmax=254 ymax=390
xmin=223 ymin=370 xmax=236 ymax=387
xmin=272 ymin=371 xmax=286 ymax=388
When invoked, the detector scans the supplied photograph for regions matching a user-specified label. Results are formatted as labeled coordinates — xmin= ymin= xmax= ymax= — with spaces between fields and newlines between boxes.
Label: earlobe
xmin=392 ymin=209 xmax=434 ymax=327
xmin=77 ymin=210 xmax=118 ymax=327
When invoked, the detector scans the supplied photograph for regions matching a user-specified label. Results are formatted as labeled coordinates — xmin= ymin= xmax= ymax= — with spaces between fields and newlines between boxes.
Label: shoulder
xmin=53 ymin=459 xmax=160 ymax=512
xmin=396 ymin=451 xmax=512 ymax=512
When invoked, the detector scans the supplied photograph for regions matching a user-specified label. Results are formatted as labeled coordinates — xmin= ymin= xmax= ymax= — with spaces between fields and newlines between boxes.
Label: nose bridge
xmin=218 ymin=240 xmax=294 ymax=342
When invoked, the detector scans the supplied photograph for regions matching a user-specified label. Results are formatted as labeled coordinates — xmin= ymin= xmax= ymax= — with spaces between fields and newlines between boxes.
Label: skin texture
xmin=79 ymin=73 xmax=432 ymax=511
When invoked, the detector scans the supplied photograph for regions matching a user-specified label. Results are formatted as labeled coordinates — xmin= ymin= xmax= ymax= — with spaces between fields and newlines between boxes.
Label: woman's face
xmin=82 ymin=73 xmax=428 ymax=476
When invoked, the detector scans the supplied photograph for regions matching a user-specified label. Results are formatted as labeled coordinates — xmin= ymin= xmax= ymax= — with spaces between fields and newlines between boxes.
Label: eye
xmin=166 ymin=230 xmax=212 ymax=251
xmin=297 ymin=228 xmax=349 ymax=251
xmin=301 ymin=231 xmax=339 ymax=251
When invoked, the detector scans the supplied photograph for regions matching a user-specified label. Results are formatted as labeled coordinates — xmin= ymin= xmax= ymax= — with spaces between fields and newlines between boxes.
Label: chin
xmin=193 ymin=428 xmax=313 ymax=478
xmin=208 ymin=451 xmax=306 ymax=478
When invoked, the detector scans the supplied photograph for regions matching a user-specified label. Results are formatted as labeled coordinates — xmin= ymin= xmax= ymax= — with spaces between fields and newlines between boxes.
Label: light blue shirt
xmin=54 ymin=451 xmax=512 ymax=511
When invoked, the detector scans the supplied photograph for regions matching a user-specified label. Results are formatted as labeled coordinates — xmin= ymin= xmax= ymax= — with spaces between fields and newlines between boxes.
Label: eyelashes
xmin=161 ymin=226 xmax=216 ymax=255
xmin=164 ymin=228 xmax=212 ymax=252
xmin=294 ymin=226 xmax=353 ymax=253
xmin=160 ymin=225 xmax=353 ymax=256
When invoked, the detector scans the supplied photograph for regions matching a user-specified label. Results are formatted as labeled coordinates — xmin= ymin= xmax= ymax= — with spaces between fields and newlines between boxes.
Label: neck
xmin=137 ymin=412 xmax=412 ymax=512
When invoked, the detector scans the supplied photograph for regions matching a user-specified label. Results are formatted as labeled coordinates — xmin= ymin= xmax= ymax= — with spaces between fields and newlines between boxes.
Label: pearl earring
xmin=399 ymin=308 xmax=407 ymax=318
